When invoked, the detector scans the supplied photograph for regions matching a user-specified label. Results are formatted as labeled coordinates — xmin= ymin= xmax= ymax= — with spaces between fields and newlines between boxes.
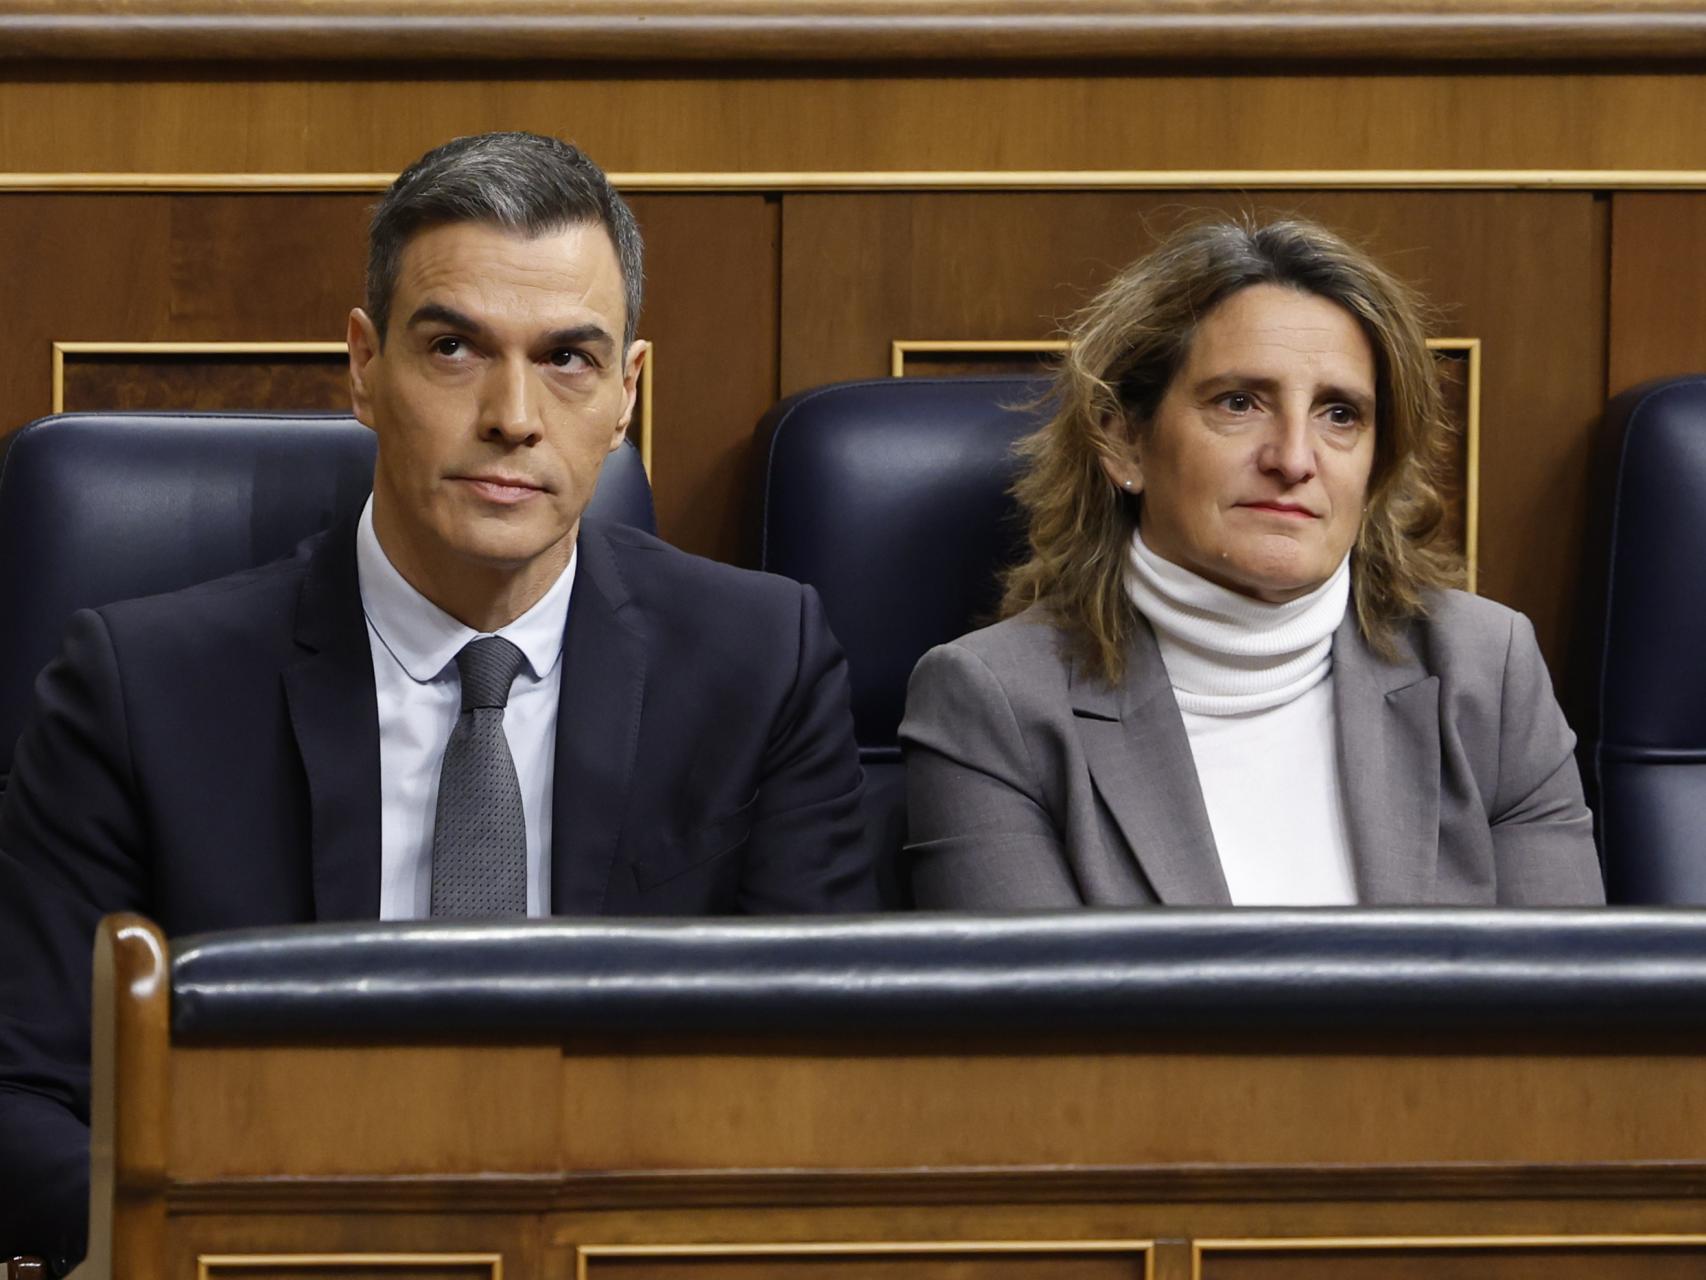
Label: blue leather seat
xmin=0 ymin=412 xmax=654 ymax=787
xmin=758 ymin=377 xmax=1051 ymax=905
xmin=1594 ymin=378 xmax=1706 ymax=902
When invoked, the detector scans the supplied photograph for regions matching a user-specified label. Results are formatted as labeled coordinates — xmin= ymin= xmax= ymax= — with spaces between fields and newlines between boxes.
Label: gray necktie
xmin=430 ymin=635 xmax=529 ymax=917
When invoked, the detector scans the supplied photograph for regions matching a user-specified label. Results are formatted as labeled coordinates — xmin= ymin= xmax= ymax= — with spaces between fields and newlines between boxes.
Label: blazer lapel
xmin=1072 ymin=620 xmax=1231 ymax=905
xmin=1333 ymin=616 xmax=1441 ymax=903
xmin=550 ymin=521 xmax=647 ymax=914
xmin=282 ymin=520 xmax=383 ymax=921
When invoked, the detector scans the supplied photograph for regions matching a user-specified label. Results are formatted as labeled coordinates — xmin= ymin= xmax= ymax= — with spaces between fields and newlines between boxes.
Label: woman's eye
xmin=1325 ymin=404 xmax=1361 ymax=427
xmin=1219 ymin=392 xmax=1255 ymax=413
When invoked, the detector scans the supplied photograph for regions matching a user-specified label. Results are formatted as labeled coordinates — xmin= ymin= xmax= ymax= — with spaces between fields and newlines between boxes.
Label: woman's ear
xmin=1097 ymin=415 xmax=1144 ymax=495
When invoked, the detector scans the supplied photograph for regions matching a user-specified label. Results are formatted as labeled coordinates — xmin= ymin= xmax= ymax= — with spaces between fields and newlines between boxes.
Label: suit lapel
xmin=550 ymin=521 xmax=647 ymax=913
xmin=1073 ymin=619 xmax=1231 ymax=905
xmin=282 ymin=520 xmax=383 ymax=921
xmin=1333 ymin=616 xmax=1441 ymax=903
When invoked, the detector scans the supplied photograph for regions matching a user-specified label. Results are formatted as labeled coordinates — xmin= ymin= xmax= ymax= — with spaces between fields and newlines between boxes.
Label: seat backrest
xmin=1594 ymin=378 xmax=1706 ymax=902
xmin=0 ymin=412 xmax=653 ymax=783
xmin=758 ymin=377 xmax=1051 ymax=902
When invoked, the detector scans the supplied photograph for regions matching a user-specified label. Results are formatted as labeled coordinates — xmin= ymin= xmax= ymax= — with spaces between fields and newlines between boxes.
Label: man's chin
xmin=441 ymin=527 xmax=576 ymax=575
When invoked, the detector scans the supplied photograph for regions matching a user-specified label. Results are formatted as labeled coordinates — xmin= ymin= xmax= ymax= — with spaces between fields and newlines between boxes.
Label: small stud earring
xmin=1122 ymin=480 xmax=1134 ymax=490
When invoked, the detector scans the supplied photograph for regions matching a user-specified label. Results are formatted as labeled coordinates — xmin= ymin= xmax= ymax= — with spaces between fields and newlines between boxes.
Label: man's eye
xmin=548 ymin=348 xmax=591 ymax=371
xmin=1219 ymin=392 xmax=1255 ymax=412
xmin=430 ymin=336 xmax=465 ymax=358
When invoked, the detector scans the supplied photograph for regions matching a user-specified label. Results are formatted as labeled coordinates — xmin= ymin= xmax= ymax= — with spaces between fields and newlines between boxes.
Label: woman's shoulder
xmin=904 ymin=605 xmax=1081 ymax=743
xmin=1416 ymin=587 xmax=1525 ymax=636
xmin=1400 ymin=588 xmax=1543 ymax=676
xmin=923 ymin=603 xmax=1074 ymax=675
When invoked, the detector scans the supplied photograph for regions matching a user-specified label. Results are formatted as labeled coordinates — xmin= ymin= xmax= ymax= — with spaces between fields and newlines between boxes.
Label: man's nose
xmin=479 ymin=358 xmax=540 ymax=445
xmin=1257 ymin=411 xmax=1317 ymax=484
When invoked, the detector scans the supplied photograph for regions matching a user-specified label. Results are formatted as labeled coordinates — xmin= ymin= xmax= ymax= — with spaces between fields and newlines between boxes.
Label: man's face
xmin=348 ymin=219 xmax=644 ymax=608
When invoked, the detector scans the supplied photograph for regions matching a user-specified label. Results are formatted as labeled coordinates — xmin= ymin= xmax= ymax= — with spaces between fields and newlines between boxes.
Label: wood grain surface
xmin=1608 ymin=193 xmax=1706 ymax=393
xmin=8 ymin=76 xmax=1706 ymax=177
xmin=7 ymin=1 xmax=1706 ymax=64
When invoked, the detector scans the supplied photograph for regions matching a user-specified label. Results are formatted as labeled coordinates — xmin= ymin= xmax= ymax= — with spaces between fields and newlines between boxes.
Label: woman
xmin=899 ymin=217 xmax=1605 ymax=908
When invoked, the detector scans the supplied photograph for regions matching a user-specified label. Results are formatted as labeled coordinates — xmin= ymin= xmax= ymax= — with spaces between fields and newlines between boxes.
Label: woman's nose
xmin=1258 ymin=414 xmax=1317 ymax=483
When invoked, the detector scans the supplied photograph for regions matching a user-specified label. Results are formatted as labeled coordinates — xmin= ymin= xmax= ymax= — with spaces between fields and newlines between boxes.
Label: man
xmin=0 ymin=132 xmax=875 ymax=1269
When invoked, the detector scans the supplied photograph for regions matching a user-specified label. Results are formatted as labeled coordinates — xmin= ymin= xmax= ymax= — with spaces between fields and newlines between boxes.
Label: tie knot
xmin=455 ymin=636 xmax=527 ymax=711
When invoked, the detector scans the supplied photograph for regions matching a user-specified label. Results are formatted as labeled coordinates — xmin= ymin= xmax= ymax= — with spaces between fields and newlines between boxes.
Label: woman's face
xmin=1104 ymin=283 xmax=1378 ymax=603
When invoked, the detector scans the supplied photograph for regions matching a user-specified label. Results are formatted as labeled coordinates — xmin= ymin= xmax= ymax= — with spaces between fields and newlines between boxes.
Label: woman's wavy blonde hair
xmin=1002 ymin=215 xmax=1463 ymax=684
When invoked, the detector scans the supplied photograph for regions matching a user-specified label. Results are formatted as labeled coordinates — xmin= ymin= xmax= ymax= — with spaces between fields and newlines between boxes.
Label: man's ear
xmin=347 ymin=308 xmax=383 ymax=430
xmin=611 ymin=338 xmax=649 ymax=452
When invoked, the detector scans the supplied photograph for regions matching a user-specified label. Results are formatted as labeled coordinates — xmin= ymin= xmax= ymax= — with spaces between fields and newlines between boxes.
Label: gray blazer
xmin=899 ymin=590 xmax=1605 ymax=907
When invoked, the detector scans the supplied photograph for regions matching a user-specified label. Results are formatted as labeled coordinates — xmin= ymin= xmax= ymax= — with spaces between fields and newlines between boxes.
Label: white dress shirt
xmin=354 ymin=497 xmax=574 ymax=919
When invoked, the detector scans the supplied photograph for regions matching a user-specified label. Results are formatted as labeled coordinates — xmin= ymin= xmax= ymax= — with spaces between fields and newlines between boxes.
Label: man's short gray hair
xmin=366 ymin=131 xmax=644 ymax=349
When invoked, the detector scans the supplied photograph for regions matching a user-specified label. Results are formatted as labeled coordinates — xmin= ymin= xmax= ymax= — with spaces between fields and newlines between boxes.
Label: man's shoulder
xmin=586 ymin=518 xmax=810 ymax=614
xmin=95 ymin=532 xmax=326 ymax=655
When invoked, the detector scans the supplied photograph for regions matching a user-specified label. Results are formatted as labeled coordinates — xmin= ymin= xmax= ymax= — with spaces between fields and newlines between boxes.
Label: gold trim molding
xmin=1429 ymin=337 xmax=1482 ymax=594
xmin=577 ymin=1239 xmax=1154 ymax=1280
xmin=892 ymin=336 xmax=1480 ymax=593
xmin=198 ymin=1254 xmax=501 ymax=1280
xmin=13 ymin=169 xmax=1706 ymax=194
xmin=891 ymin=339 xmax=1070 ymax=376
xmin=51 ymin=340 xmax=655 ymax=475
xmin=1192 ymin=1233 xmax=1706 ymax=1280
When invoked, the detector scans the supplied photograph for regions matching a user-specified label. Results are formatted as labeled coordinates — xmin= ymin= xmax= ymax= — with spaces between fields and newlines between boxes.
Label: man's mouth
xmin=456 ymin=475 xmax=546 ymax=504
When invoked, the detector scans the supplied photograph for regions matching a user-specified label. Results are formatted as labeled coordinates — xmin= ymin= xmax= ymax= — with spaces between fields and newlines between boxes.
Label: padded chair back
xmin=758 ymin=377 xmax=1051 ymax=902
xmin=0 ymin=412 xmax=654 ymax=783
xmin=1595 ymin=378 xmax=1706 ymax=902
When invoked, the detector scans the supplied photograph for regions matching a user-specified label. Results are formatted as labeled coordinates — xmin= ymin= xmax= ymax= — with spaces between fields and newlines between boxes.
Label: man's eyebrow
xmin=543 ymin=323 xmax=616 ymax=355
xmin=406 ymin=302 xmax=488 ymax=336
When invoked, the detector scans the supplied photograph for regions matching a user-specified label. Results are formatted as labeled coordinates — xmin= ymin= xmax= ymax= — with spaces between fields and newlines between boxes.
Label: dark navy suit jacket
xmin=0 ymin=515 xmax=874 ymax=1267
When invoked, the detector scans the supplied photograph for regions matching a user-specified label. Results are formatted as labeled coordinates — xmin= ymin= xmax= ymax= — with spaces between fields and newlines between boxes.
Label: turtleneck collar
xmin=1124 ymin=530 xmax=1351 ymax=717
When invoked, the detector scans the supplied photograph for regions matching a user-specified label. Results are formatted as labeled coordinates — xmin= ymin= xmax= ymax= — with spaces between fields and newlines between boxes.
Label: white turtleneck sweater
xmin=1125 ymin=534 xmax=1358 ymax=905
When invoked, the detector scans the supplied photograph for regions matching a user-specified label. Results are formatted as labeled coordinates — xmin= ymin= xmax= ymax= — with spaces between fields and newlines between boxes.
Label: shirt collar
xmin=354 ymin=495 xmax=575 ymax=685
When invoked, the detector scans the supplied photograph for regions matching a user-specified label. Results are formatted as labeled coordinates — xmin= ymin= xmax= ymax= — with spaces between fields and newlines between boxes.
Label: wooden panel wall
xmin=0 ymin=192 xmax=778 ymax=565
xmin=5 ymin=43 xmax=1706 ymax=716
xmin=10 ymin=73 xmax=1706 ymax=174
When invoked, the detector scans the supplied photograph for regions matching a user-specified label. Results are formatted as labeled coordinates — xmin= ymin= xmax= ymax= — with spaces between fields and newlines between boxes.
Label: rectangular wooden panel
xmin=8 ymin=75 xmax=1706 ymax=175
xmin=1608 ymin=192 xmax=1706 ymax=394
xmin=781 ymin=191 xmax=1606 ymax=680
xmin=0 ymin=193 xmax=367 ymax=441
xmin=198 ymin=1259 xmax=497 ymax=1280
xmin=550 ymin=1040 xmax=1706 ymax=1172
xmin=59 ymin=348 xmax=349 ymax=414
xmin=169 ymin=1045 xmax=564 ymax=1179
xmin=587 ymin=1259 xmax=1135 ymax=1280
xmin=583 ymin=1245 xmax=1147 ymax=1280
xmin=1198 ymin=1240 xmax=1706 ymax=1280
xmin=624 ymin=194 xmax=780 ymax=564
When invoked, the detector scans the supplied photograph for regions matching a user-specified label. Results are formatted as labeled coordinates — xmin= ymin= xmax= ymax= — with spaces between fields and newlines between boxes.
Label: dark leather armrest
xmin=8 ymin=1258 xmax=49 ymax=1279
